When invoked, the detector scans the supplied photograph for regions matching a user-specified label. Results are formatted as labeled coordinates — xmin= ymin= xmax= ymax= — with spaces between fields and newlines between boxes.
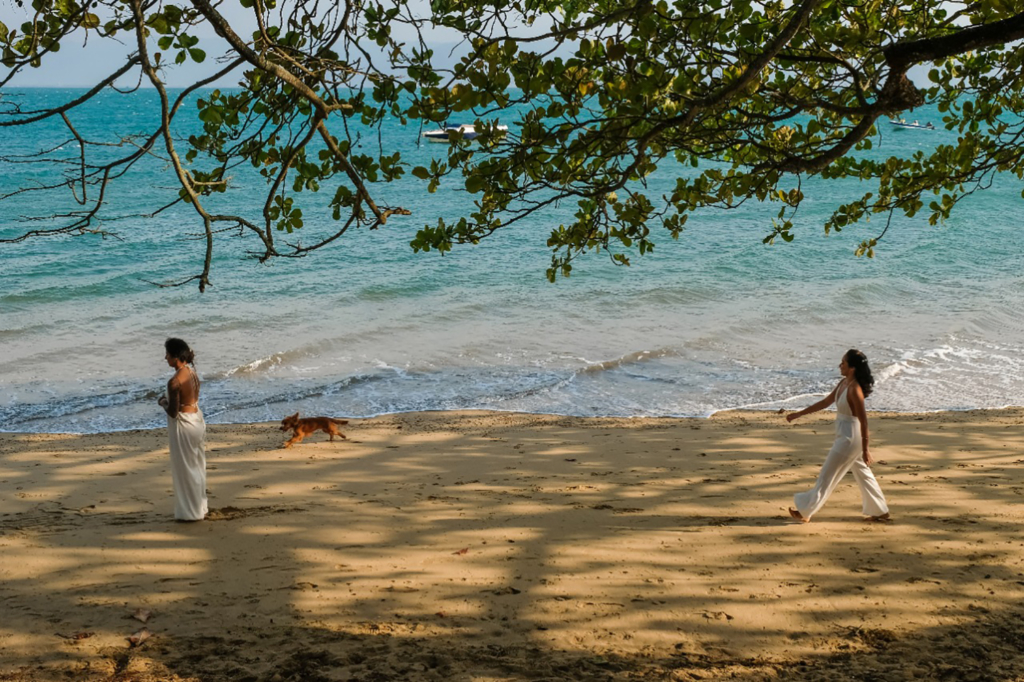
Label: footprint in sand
xmin=206 ymin=505 xmax=306 ymax=521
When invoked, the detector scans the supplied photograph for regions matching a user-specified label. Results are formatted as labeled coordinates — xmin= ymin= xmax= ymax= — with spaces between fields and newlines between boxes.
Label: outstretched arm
xmin=786 ymin=384 xmax=839 ymax=422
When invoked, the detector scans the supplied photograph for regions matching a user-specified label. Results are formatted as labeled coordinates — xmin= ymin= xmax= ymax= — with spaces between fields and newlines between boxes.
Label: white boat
xmin=890 ymin=119 xmax=935 ymax=130
xmin=421 ymin=123 xmax=509 ymax=142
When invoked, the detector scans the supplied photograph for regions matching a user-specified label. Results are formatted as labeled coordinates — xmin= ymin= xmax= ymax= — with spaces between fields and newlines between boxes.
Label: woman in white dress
xmin=785 ymin=349 xmax=889 ymax=523
xmin=157 ymin=338 xmax=208 ymax=521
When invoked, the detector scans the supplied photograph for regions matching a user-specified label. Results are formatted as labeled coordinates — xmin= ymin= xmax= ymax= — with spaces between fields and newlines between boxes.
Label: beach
xmin=2 ymin=409 xmax=1023 ymax=681
xmin=4 ymin=27 xmax=1024 ymax=682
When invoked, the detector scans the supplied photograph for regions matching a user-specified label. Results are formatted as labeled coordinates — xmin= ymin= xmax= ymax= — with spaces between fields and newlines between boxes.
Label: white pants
xmin=793 ymin=416 xmax=888 ymax=520
xmin=168 ymin=411 xmax=208 ymax=521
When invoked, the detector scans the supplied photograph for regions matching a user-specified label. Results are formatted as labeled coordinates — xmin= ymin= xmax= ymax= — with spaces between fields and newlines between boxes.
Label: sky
xmin=0 ymin=2 xmax=931 ymax=90
xmin=0 ymin=0 xmax=476 ymax=88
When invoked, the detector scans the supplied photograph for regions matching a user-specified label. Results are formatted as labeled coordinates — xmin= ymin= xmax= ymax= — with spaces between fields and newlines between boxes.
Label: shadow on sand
xmin=1 ymin=409 xmax=1023 ymax=680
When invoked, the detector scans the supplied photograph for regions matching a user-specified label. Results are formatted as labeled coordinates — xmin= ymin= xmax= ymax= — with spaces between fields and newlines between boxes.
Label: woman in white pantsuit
xmin=785 ymin=349 xmax=889 ymax=523
xmin=157 ymin=337 xmax=208 ymax=522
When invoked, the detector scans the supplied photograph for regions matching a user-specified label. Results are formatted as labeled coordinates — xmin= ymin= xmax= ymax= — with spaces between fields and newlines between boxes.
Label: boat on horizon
xmin=890 ymin=118 xmax=935 ymax=130
xmin=421 ymin=123 xmax=509 ymax=142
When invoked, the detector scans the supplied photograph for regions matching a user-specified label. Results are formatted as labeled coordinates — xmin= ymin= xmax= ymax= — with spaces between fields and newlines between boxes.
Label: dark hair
xmin=165 ymin=337 xmax=196 ymax=365
xmin=845 ymin=349 xmax=874 ymax=397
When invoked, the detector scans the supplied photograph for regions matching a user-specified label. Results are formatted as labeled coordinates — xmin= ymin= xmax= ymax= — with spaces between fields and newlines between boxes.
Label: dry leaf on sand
xmin=131 ymin=608 xmax=152 ymax=623
xmin=452 ymin=547 xmax=469 ymax=555
xmin=127 ymin=628 xmax=151 ymax=647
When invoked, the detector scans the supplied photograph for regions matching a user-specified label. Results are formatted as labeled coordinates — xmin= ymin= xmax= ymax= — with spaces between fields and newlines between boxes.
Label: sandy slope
xmin=2 ymin=409 xmax=1023 ymax=681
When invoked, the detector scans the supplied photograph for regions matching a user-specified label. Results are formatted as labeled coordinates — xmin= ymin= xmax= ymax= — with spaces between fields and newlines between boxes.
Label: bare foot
xmin=864 ymin=513 xmax=891 ymax=523
xmin=788 ymin=508 xmax=809 ymax=523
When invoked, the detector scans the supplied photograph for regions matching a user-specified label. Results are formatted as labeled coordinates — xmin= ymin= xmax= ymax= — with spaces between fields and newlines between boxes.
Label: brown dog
xmin=279 ymin=412 xmax=349 ymax=448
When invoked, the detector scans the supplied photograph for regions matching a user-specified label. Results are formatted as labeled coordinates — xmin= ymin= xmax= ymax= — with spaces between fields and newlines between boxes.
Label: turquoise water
xmin=2 ymin=89 xmax=1023 ymax=433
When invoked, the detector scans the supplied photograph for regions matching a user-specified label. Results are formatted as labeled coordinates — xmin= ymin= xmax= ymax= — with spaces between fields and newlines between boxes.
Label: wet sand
xmin=2 ymin=409 xmax=1023 ymax=681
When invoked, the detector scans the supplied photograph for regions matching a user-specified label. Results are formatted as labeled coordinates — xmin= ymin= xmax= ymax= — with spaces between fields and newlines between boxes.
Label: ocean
xmin=2 ymin=89 xmax=1023 ymax=433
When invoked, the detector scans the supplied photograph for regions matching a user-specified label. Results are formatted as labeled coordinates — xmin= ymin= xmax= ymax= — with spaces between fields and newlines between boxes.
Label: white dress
xmin=793 ymin=381 xmax=888 ymax=520
xmin=166 ymin=367 xmax=208 ymax=521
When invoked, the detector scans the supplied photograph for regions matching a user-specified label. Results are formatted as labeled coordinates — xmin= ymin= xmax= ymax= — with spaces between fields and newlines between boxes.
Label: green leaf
xmin=147 ymin=14 xmax=170 ymax=34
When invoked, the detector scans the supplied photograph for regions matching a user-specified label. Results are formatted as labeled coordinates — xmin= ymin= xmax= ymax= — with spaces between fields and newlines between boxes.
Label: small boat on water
xmin=421 ymin=123 xmax=509 ymax=142
xmin=890 ymin=118 xmax=935 ymax=130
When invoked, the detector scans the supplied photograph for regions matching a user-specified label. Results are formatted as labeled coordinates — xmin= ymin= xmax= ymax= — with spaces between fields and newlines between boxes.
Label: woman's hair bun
xmin=165 ymin=337 xmax=196 ymax=365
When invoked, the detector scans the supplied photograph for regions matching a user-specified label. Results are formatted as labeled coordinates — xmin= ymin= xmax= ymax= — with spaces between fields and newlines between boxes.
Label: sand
xmin=1 ymin=409 xmax=1023 ymax=681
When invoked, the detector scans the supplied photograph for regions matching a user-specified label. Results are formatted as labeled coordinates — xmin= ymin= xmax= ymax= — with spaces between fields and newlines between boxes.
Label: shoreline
xmin=2 ymin=409 xmax=1023 ymax=680
xmin=5 ymin=404 xmax=1024 ymax=437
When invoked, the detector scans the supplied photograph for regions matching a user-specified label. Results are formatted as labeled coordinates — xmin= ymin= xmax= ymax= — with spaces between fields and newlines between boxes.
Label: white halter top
xmin=836 ymin=381 xmax=853 ymax=421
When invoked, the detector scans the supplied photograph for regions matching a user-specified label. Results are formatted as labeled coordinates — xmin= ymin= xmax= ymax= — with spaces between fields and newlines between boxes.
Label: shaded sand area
xmin=2 ymin=410 xmax=1024 ymax=681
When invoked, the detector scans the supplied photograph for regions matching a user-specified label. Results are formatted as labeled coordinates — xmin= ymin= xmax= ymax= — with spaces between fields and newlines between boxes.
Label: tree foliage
xmin=2 ymin=0 xmax=1024 ymax=289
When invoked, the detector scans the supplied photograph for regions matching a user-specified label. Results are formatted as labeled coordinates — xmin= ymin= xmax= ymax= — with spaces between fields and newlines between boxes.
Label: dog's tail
xmin=330 ymin=418 xmax=350 ymax=425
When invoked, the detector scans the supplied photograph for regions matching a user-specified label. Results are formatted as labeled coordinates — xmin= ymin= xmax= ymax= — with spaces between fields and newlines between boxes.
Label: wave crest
xmin=577 ymin=348 xmax=681 ymax=375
